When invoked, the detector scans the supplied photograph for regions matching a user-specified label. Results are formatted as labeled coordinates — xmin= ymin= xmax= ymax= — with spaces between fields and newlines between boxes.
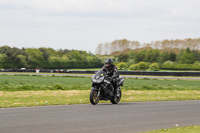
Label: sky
xmin=0 ymin=0 xmax=200 ymax=53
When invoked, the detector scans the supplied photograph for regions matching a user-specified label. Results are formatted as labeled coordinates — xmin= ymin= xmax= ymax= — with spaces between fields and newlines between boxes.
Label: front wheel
xmin=110 ymin=89 xmax=121 ymax=104
xmin=90 ymin=90 xmax=99 ymax=105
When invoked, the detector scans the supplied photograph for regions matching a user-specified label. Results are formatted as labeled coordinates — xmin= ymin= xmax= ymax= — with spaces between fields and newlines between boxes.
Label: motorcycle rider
xmin=102 ymin=58 xmax=119 ymax=98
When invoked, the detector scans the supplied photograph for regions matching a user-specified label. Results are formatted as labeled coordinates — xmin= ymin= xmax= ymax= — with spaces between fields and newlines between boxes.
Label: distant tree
xmin=193 ymin=50 xmax=200 ymax=61
xmin=95 ymin=43 xmax=103 ymax=55
xmin=169 ymin=52 xmax=176 ymax=62
xmin=118 ymin=54 xmax=129 ymax=62
xmin=48 ymin=56 xmax=62 ymax=62
xmin=68 ymin=50 xmax=87 ymax=62
xmin=17 ymin=55 xmax=27 ymax=68
xmin=134 ymin=50 xmax=146 ymax=63
xmin=179 ymin=48 xmax=196 ymax=64
xmin=0 ymin=54 xmax=7 ymax=68
xmin=0 ymin=54 xmax=7 ymax=61
xmin=25 ymin=48 xmax=45 ymax=68
xmin=176 ymin=49 xmax=184 ymax=63
xmin=144 ymin=49 xmax=160 ymax=63
xmin=39 ymin=48 xmax=55 ymax=61
xmin=0 ymin=46 xmax=104 ymax=69
xmin=129 ymin=51 xmax=135 ymax=59
xmin=0 ymin=45 xmax=22 ymax=62
xmin=159 ymin=52 xmax=170 ymax=63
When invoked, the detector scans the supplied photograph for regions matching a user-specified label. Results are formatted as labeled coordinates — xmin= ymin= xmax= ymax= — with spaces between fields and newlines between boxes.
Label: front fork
xmin=113 ymin=87 xmax=120 ymax=97
xmin=97 ymin=91 xmax=100 ymax=97
xmin=91 ymin=86 xmax=101 ymax=97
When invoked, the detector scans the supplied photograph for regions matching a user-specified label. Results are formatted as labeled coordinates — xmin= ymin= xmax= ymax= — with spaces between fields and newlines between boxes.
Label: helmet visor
xmin=105 ymin=64 xmax=110 ymax=67
xmin=105 ymin=64 xmax=111 ymax=68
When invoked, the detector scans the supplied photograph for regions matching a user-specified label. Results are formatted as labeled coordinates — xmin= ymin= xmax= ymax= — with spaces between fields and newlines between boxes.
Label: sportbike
xmin=90 ymin=70 xmax=124 ymax=105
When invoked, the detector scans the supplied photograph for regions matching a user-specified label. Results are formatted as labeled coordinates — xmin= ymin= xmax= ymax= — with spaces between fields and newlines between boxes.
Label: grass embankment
xmin=0 ymin=90 xmax=200 ymax=108
xmin=0 ymin=75 xmax=200 ymax=108
xmin=1 ymin=74 xmax=200 ymax=91
xmin=140 ymin=125 xmax=200 ymax=133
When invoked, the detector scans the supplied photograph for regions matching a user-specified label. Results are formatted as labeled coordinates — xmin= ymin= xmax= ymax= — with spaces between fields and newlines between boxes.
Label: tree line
xmin=116 ymin=48 xmax=200 ymax=64
xmin=0 ymin=46 xmax=102 ymax=69
xmin=1 ymin=45 xmax=200 ymax=70
xmin=95 ymin=38 xmax=200 ymax=55
xmin=115 ymin=48 xmax=200 ymax=70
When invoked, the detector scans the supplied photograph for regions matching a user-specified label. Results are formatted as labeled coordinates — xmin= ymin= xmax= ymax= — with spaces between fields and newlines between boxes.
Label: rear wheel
xmin=110 ymin=89 xmax=121 ymax=104
xmin=90 ymin=90 xmax=99 ymax=105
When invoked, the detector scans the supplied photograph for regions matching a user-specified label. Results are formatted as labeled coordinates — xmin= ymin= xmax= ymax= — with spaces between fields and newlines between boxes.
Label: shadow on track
xmin=96 ymin=102 xmax=137 ymax=106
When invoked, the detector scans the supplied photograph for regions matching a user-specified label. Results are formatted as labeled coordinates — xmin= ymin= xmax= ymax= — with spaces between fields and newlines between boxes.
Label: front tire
xmin=110 ymin=89 xmax=121 ymax=104
xmin=90 ymin=90 xmax=99 ymax=105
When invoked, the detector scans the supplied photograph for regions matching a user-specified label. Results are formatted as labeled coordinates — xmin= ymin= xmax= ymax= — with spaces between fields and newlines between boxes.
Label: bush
xmin=164 ymin=60 xmax=174 ymax=64
xmin=137 ymin=62 xmax=148 ymax=70
xmin=160 ymin=63 xmax=200 ymax=70
xmin=116 ymin=62 xmax=128 ymax=70
xmin=149 ymin=63 xmax=160 ymax=71
xmin=194 ymin=61 xmax=200 ymax=65
xmin=129 ymin=64 xmax=138 ymax=71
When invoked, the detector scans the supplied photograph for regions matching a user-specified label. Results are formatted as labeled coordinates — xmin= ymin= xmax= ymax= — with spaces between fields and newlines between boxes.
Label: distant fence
xmin=119 ymin=71 xmax=200 ymax=76
xmin=68 ymin=70 xmax=200 ymax=76
xmin=1 ymin=69 xmax=200 ymax=76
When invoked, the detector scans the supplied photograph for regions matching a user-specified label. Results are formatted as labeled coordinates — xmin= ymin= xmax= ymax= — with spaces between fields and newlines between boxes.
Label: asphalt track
xmin=1 ymin=72 xmax=200 ymax=80
xmin=0 ymin=100 xmax=199 ymax=133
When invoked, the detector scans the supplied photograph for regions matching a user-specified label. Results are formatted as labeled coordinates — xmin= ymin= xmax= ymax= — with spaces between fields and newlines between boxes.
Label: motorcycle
xmin=89 ymin=69 xmax=124 ymax=105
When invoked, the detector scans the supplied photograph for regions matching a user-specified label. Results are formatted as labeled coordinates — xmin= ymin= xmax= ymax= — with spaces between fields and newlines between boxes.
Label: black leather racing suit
xmin=102 ymin=65 xmax=119 ymax=94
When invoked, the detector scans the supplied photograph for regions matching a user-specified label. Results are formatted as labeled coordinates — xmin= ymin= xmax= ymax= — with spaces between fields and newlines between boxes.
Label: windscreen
xmin=93 ymin=70 xmax=105 ymax=80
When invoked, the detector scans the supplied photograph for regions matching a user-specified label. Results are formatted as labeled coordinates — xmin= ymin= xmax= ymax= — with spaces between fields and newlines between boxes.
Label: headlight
xmin=92 ymin=76 xmax=104 ymax=83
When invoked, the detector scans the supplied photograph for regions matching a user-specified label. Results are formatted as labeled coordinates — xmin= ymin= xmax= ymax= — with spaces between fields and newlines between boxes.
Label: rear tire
xmin=90 ymin=90 xmax=99 ymax=105
xmin=110 ymin=89 xmax=121 ymax=104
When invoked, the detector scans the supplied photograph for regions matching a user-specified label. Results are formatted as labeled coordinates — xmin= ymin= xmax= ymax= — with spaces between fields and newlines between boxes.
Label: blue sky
xmin=0 ymin=0 xmax=200 ymax=53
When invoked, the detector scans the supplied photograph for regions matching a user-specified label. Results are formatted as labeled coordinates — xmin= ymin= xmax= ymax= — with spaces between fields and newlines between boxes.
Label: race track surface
xmin=0 ymin=100 xmax=199 ymax=133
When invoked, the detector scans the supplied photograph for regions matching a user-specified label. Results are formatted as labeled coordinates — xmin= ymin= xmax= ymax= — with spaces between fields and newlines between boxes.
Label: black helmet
xmin=104 ymin=58 xmax=113 ymax=68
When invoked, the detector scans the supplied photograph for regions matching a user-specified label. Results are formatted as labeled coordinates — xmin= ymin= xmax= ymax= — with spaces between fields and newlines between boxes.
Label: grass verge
xmin=140 ymin=125 xmax=200 ymax=133
xmin=1 ymin=75 xmax=200 ymax=91
xmin=0 ymin=90 xmax=200 ymax=108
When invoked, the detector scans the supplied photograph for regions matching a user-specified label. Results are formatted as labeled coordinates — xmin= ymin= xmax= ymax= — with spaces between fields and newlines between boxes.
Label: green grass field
xmin=0 ymin=74 xmax=200 ymax=108
xmin=1 ymin=90 xmax=200 ymax=108
xmin=140 ymin=125 xmax=200 ymax=133
xmin=1 ymin=75 xmax=200 ymax=91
